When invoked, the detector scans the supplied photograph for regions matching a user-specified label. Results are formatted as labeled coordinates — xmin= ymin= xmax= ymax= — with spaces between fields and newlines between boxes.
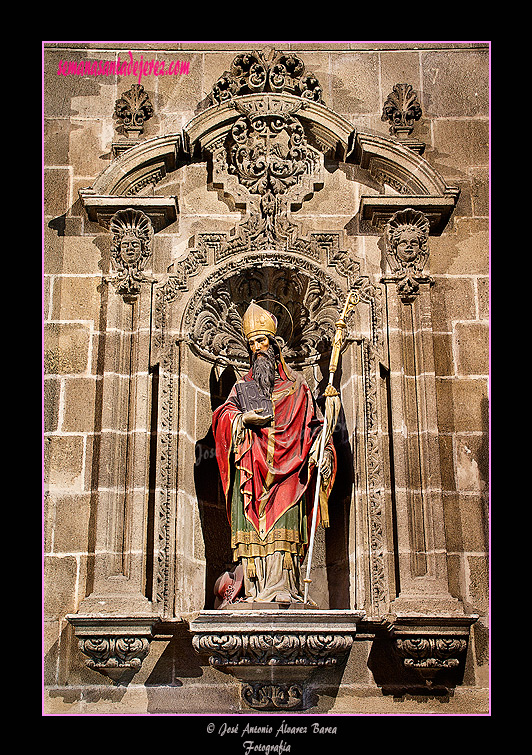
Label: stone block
xmin=443 ymin=493 xmax=488 ymax=554
xmin=53 ymin=235 xmax=102 ymax=275
xmin=466 ymin=555 xmax=489 ymax=614
xmin=477 ymin=277 xmax=489 ymax=320
xmin=44 ymin=435 xmax=85 ymax=490
xmin=44 ymin=118 xmax=71 ymax=166
xmin=44 ymin=555 xmax=79 ymax=618
xmin=432 ymin=119 xmax=489 ymax=174
xmin=330 ymin=51 xmax=380 ymax=115
xmin=430 ymin=218 xmax=489 ymax=275
xmin=469 ymin=167 xmax=489 ymax=217
xmin=44 ymin=377 xmax=61 ymax=432
xmin=50 ymin=276 xmax=101 ymax=322
xmin=52 ymin=493 xmax=92 ymax=553
xmin=432 ymin=332 xmax=454 ymax=376
xmin=44 ymin=167 xmax=71 ymax=217
xmin=430 ymin=278 xmax=476 ymax=330
xmin=454 ymin=321 xmax=489 ymax=376
xmin=435 ymin=377 xmax=488 ymax=434
xmin=380 ymin=51 xmax=422 ymax=103
xmin=154 ymin=52 xmax=204 ymax=112
xmin=421 ymin=49 xmax=489 ymax=117
xmin=69 ymin=120 xmax=107 ymax=178
xmin=62 ymin=377 xmax=96 ymax=432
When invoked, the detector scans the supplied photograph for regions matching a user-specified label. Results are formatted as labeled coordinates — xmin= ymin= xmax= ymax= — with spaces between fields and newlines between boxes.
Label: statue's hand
xmin=310 ymin=445 xmax=333 ymax=481
xmin=320 ymin=450 xmax=333 ymax=482
xmin=242 ymin=409 xmax=273 ymax=427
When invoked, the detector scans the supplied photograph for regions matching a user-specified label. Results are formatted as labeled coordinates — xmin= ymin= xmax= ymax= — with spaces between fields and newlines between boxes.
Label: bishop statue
xmin=212 ymin=301 xmax=336 ymax=605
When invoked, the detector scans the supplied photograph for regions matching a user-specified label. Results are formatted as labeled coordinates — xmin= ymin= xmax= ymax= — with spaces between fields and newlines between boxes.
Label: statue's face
xmin=248 ymin=335 xmax=270 ymax=355
xmin=119 ymin=234 xmax=142 ymax=264
xmin=395 ymin=227 xmax=421 ymax=263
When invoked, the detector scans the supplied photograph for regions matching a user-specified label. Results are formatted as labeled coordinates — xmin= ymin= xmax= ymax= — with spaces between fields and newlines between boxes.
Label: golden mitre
xmin=241 ymin=301 xmax=277 ymax=340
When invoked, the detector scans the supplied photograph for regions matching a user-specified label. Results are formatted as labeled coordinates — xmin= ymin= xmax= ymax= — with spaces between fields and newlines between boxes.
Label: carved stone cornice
xmin=190 ymin=609 xmax=365 ymax=710
xmin=81 ymin=133 xmax=182 ymax=198
xmin=79 ymin=193 xmax=178 ymax=233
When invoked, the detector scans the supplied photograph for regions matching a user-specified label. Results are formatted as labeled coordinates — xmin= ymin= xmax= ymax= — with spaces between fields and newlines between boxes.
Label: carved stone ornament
xmin=190 ymin=609 xmax=364 ymax=710
xmin=210 ymin=49 xmax=323 ymax=105
xmin=227 ymin=98 xmax=321 ymax=197
xmin=381 ymin=83 xmax=422 ymax=138
xmin=78 ymin=635 xmax=150 ymax=682
xmin=206 ymin=95 xmax=325 ymax=253
xmin=184 ymin=261 xmax=344 ymax=369
xmin=114 ymin=83 xmax=154 ymax=138
xmin=108 ymin=207 xmax=154 ymax=301
xmin=384 ymin=207 xmax=432 ymax=301
xmin=67 ymin=615 xmax=160 ymax=684
xmin=394 ymin=637 xmax=468 ymax=686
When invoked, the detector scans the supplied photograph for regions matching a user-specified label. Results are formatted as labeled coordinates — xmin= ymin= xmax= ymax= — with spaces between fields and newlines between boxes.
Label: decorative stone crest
xmin=210 ymin=49 xmax=323 ymax=104
xmin=384 ymin=208 xmax=432 ymax=301
xmin=109 ymin=208 xmax=154 ymax=301
xmin=227 ymin=97 xmax=320 ymax=197
xmin=207 ymin=95 xmax=324 ymax=251
xmin=381 ymin=83 xmax=422 ymax=139
xmin=114 ymin=83 xmax=154 ymax=138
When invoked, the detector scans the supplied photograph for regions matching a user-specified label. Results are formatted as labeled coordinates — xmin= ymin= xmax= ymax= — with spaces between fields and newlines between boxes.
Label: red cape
xmin=212 ymin=363 xmax=335 ymax=540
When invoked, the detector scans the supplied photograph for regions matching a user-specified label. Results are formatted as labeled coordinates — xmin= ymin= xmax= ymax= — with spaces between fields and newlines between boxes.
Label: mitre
xmin=241 ymin=301 xmax=277 ymax=340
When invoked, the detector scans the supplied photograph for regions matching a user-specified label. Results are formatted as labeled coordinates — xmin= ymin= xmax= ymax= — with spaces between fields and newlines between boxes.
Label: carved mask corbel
xmin=384 ymin=208 xmax=431 ymax=302
xmin=109 ymin=208 xmax=154 ymax=302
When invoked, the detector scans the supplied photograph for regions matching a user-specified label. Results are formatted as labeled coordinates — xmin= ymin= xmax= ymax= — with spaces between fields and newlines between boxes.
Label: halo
xmin=250 ymin=297 xmax=295 ymax=344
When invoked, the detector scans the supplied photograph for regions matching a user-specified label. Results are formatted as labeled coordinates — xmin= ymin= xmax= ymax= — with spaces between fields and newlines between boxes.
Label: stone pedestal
xmin=190 ymin=608 xmax=365 ymax=710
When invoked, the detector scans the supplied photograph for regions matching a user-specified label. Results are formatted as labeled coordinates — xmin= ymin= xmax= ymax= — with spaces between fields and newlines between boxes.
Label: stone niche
xmin=67 ymin=47 xmax=477 ymax=708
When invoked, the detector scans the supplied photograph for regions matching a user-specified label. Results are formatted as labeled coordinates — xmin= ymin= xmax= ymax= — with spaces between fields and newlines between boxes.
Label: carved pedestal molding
xmin=190 ymin=609 xmax=365 ymax=709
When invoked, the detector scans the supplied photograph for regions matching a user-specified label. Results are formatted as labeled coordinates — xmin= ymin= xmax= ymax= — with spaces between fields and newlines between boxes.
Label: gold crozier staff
xmin=303 ymin=290 xmax=360 ymax=605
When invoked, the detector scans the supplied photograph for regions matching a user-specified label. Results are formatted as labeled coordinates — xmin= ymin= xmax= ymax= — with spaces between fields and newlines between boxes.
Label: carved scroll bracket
xmin=388 ymin=614 xmax=478 ymax=688
xmin=190 ymin=609 xmax=365 ymax=710
xmin=66 ymin=615 xmax=161 ymax=684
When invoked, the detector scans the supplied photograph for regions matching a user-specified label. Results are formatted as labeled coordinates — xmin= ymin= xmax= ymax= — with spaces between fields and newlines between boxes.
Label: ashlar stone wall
xmin=43 ymin=41 xmax=489 ymax=715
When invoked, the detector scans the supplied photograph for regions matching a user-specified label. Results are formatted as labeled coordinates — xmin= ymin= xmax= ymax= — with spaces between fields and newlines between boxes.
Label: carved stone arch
xmin=180 ymin=251 xmax=351 ymax=372
xmin=78 ymin=91 xmax=459 ymax=238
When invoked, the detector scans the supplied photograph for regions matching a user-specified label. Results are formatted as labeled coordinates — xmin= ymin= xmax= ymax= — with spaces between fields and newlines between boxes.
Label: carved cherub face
xmin=394 ymin=227 xmax=422 ymax=263
xmin=119 ymin=233 xmax=142 ymax=265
